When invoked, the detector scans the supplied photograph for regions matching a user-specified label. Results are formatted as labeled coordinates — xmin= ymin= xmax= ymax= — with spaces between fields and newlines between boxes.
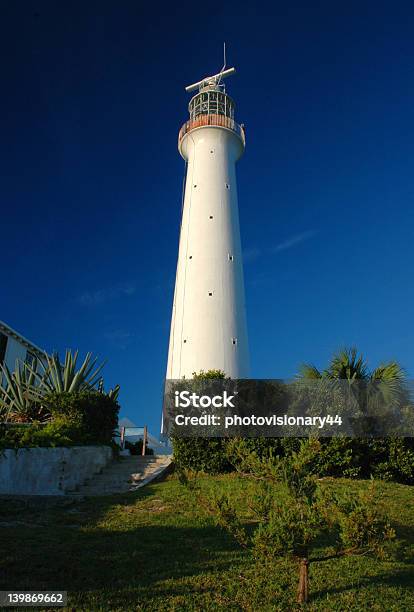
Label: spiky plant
xmin=33 ymin=350 xmax=106 ymax=394
xmin=107 ymin=384 xmax=120 ymax=401
xmin=0 ymin=360 xmax=45 ymax=422
xmin=98 ymin=379 xmax=120 ymax=401
xmin=1 ymin=351 xmax=120 ymax=423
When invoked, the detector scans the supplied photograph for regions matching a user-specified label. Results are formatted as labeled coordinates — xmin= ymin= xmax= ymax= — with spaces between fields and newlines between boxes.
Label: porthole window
xmin=208 ymin=292 xmax=213 ymax=296
xmin=225 ymin=183 xmax=230 ymax=189
xmin=189 ymin=255 xmax=193 ymax=259
xmin=228 ymin=254 xmax=234 ymax=261
xmin=183 ymin=339 xmax=187 ymax=343
xmin=209 ymin=215 xmax=213 ymax=219
xmin=232 ymin=338 xmax=237 ymax=345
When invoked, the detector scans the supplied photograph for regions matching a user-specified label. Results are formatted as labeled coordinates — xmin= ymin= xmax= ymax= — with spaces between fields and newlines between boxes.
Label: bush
xmin=0 ymin=416 xmax=84 ymax=449
xmin=172 ymin=437 xmax=232 ymax=474
xmin=310 ymin=438 xmax=414 ymax=483
xmin=45 ymin=391 xmax=119 ymax=445
xmin=172 ymin=435 xmax=414 ymax=484
xmin=310 ymin=438 xmax=365 ymax=478
xmin=0 ymin=391 xmax=119 ymax=448
xmin=226 ymin=437 xmax=302 ymax=465
xmin=371 ymin=438 xmax=414 ymax=484
xmin=0 ymin=391 xmax=120 ymax=449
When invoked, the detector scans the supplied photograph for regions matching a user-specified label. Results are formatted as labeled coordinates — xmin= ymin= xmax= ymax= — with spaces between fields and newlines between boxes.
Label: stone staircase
xmin=67 ymin=455 xmax=172 ymax=497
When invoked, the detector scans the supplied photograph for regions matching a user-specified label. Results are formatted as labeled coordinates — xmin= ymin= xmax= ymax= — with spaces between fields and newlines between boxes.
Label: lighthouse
xmin=166 ymin=65 xmax=249 ymax=380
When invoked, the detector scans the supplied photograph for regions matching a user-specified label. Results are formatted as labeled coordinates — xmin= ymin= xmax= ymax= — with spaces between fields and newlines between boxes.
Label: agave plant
xmin=0 ymin=360 xmax=45 ymax=422
xmin=107 ymin=384 xmax=120 ymax=401
xmin=32 ymin=350 xmax=106 ymax=394
xmin=98 ymin=378 xmax=120 ymax=400
xmin=2 ymin=350 xmax=120 ymax=423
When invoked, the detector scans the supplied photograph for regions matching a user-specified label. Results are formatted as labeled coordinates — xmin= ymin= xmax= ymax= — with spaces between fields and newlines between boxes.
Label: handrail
xmin=120 ymin=425 xmax=148 ymax=456
xmin=178 ymin=114 xmax=245 ymax=147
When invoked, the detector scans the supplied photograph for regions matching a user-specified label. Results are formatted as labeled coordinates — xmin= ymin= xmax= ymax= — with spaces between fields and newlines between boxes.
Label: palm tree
xmin=300 ymin=348 xmax=369 ymax=381
xmin=301 ymin=347 xmax=403 ymax=383
xmin=299 ymin=347 xmax=406 ymax=418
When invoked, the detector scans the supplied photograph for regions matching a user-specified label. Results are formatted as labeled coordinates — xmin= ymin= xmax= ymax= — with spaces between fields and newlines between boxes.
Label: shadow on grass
xmin=0 ymin=484 xmax=244 ymax=595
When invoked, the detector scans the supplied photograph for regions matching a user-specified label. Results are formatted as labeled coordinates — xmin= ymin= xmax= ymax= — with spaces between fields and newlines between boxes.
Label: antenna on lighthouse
xmin=184 ymin=44 xmax=236 ymax=94
xmin=217 ymin=42 xmax=227 ymax=87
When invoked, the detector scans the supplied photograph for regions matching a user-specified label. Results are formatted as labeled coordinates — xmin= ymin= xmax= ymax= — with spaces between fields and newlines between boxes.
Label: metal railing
xmin=119 ymin=425 xmax=148 ymax=456
xmin=178 ymin=114 xmax=245 ymax=147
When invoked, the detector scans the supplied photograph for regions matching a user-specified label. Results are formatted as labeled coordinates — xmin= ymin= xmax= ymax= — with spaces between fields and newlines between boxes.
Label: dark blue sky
xmin=1 ymin=1 xmax=413 ymax=434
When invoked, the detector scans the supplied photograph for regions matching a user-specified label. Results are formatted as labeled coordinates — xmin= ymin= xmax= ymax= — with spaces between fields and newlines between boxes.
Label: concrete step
xmin=67 ymin=455 xmax=172 ymax=497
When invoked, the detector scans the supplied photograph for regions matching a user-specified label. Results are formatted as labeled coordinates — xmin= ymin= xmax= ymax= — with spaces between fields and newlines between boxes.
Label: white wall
xmin=0 ymin=446 xmax=113 ymax=495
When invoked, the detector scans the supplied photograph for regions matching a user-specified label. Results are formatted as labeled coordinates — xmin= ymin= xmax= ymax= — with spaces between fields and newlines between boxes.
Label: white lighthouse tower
xmin=166 ymin=64 xmax=249 ymax=379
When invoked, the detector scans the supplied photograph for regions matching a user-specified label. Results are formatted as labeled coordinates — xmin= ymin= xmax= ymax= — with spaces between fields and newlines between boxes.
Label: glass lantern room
xmin=189 ymin=85 xmax=235 ymax=121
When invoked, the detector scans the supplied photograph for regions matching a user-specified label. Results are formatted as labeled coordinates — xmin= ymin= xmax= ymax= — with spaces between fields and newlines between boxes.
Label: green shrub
xmin=0 ymin=416 xmax=84 ymax=449
xmin=310 ymin=438 xmax=364 ymax=478
xmin=225 ymin=437 xmax=302 ymax=466
xmin=44 ymin=390 xmax=119 ymax=445
xmin=172 ymin=437 xmax=232 ymax=474
xmin=311 ymin=438 xmax=414 ymax=483
xmin=172 ymin=435 xmax=414 ymax=484
xmin=0 ymin=391 xmax=119 ymax=449
xmin=171 ymin=370 xmax=233 ymax=473
xmin=371 ymin=438 xmax=414 ymax=484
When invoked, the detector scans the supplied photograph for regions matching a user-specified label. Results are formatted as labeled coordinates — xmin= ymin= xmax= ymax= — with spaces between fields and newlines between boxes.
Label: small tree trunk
xmin=297 ymin=557 xmax=309 ymax=604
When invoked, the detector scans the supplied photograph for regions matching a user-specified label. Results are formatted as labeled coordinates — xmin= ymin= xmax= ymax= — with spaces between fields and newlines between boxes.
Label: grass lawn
xmin=0 ymin=473 xmax=413 ymax=611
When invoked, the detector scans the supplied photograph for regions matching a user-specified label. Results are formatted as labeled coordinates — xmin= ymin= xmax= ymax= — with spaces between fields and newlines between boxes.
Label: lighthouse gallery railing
xmin=178 ymin=114 xmax=245 ymax=146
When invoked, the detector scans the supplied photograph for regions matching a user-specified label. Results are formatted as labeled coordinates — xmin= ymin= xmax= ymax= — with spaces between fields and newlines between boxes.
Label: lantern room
xmin=188 ymin=86 xmax=235 ymax=121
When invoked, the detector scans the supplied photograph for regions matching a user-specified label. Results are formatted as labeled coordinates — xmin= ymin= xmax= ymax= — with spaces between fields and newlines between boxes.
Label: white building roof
xmin=0 ymin=320 xmax=47 ymax=359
